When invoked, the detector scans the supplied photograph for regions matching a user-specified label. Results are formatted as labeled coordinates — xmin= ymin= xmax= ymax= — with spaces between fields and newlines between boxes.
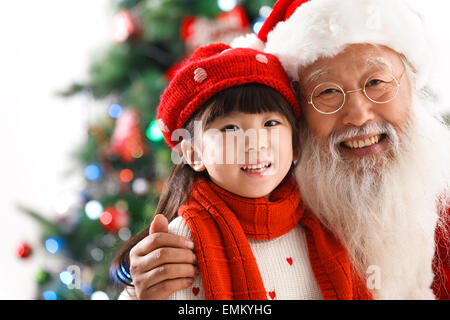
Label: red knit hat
xmin=156 ymin=43 xmax=301 ymax=149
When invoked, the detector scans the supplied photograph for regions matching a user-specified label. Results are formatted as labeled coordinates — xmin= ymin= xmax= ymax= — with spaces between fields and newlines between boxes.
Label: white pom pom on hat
xmin=230 ymin=33 xmax=265 ymax=51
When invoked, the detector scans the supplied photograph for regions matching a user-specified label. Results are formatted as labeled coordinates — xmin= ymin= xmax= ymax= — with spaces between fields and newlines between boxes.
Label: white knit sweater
xmin=120 ymin=217 xmax=322 ymax=300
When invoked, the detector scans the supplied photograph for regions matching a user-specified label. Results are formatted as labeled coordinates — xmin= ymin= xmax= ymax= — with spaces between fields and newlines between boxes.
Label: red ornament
xmin=180 ymin=6 xmax=250 ymax=55
xmin=16 ymin=242 xmax=32 ymax=259
xmin=165 ymin=6 xmax=251 ymax=81
xmin=111 ymin=10 xmax=142 ymax=43
xmin=119 ymin=169 xmax=134 ymax=183
xmin=109 ymin=109 xmax=147 ymax=164
xmin=99 ymin=206 xmax=129 ymax=233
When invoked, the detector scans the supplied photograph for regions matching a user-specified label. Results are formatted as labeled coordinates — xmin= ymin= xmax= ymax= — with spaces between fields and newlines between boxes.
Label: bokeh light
xmin=119 ymin=169 xmax=134 ymax=183
xmin=253 ymin=17 xmax=265 ymax=34
xmin=84 ymin=200 xmax=103 ymax=220
xmin=108 ymin=103 xmax=123 ymax=119
xmin=91 ymin=291 xmax=109 ymax=300
xmin=59 ymin=270 xmax=73 ymax=286
xmin=84 ymin=164 xmax=102 ymax=181
xmin=45 ymin=237 xmax=63 ymax=254
xmin=43 ymin=290 xmax=57 ymax=300
xmin=146 ymin=119 xmax=164 ymax=142
xmin=99 ymin=210 xmax=113 ymax=226
xmin=218 ymin=0 xmax=237 ymax=12
xmin=131 ymin=178 xmax=149 ymax=195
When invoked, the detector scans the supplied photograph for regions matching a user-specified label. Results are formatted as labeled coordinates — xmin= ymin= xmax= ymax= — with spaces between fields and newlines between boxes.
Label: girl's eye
xmin=221 ymin=125 xmax=239 ymax=132
xmin=264 ymin=120 xmax=280 ymax=127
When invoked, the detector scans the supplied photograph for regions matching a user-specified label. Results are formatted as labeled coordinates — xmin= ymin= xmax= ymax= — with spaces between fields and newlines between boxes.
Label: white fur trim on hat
xmin=230 ymin=33 xmax=265 ymax=51
xmin=264 ymin=0 xmax=432 ymax=90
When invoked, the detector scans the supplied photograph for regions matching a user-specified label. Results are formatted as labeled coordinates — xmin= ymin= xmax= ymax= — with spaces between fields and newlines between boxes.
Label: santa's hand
xmin=129 ymin=214 xmax=198 ymax=300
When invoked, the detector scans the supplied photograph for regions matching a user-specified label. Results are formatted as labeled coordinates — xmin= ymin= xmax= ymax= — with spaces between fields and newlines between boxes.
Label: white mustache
xmin=328 ymin=122 xmax=400 ymax=160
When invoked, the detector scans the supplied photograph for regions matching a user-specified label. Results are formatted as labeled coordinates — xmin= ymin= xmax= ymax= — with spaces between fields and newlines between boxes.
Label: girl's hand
xmin=129 ymin=214 xmax=198 ymax=300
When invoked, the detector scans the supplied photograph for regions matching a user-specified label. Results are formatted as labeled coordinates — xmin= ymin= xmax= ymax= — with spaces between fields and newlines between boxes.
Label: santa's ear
xmin=180 ymin=139 xmax=206 ymax=172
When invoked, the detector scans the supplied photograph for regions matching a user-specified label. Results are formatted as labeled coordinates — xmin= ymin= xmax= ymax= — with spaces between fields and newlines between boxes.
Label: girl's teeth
xmin=242 ymin=161 xmax=271 ymax=171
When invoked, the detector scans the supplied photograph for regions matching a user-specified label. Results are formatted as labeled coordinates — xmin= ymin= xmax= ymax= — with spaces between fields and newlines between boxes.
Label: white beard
xmin=295 ymin=95 xmax=450 ymax=300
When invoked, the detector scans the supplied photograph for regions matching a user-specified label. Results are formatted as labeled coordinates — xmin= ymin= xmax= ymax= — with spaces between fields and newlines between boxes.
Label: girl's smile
xmin=240 ymin=160 xmax=272 ymax=175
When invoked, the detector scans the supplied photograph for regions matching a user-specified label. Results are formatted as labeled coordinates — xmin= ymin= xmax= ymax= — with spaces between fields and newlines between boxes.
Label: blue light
xmin=114 ymin=264 xmax=132 ymax=284
xmin=43 ymin=290 xmax=57 ymax=300
xmin=218 ymin=0 xmax=237 ymax=12
xmin=59 ymin=271 xmax=73 ymax=286
xmin=85 ymin=164 xmax=102 ymax=181
xmin=108 ymin=104 xmax=123 ymax=119
xmin=81 ymin=284 xmax=93 ymax=296
xmin=45 ymin=237 xmax=62 ymax=254
xmin=253 ymin=18 xmax=265 ymax=34
xmin=121 ymin=264 xmax=131 ymax=279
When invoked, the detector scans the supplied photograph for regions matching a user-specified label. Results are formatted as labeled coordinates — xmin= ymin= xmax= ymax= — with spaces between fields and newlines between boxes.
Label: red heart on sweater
xmin=268 ymin=291 xmax=276 ymax=300
xmin=286 ymin=257 xmax=293 ymax=265
xmin=192 ymin=287 xmax=200 ymax=296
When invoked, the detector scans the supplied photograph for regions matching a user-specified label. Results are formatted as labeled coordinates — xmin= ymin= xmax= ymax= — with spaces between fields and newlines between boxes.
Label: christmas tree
xmin=17 ymin=0 xmax=276 ymax=300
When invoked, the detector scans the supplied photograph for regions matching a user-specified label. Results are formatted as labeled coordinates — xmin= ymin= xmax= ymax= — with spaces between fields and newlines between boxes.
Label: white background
xmin=0 ymin=0 xmax=449 ymax=299
xmin=0 ymin=0 xmax=111 ymax=299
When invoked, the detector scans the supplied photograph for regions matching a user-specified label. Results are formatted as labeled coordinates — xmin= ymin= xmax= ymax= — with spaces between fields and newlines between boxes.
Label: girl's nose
xmin=244 ymin=129 xmax=269 ymax=153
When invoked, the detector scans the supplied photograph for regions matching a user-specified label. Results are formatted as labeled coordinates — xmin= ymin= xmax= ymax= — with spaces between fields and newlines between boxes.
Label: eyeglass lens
xmin=311 ymin=71 xmax=400 ymax=113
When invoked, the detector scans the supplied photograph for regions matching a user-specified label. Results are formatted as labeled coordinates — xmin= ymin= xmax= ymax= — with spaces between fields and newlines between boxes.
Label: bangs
xmin=197 ymin=83 xmax=296 ymax=129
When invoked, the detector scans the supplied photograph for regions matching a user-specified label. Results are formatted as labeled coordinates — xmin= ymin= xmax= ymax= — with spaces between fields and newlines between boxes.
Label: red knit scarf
xmin=178 ymin=176 xmax=373 ymax=300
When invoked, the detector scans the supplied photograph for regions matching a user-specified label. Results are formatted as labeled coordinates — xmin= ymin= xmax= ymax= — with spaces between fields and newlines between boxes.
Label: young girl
xmin=113 ymin=43 xmax=372 ymax=300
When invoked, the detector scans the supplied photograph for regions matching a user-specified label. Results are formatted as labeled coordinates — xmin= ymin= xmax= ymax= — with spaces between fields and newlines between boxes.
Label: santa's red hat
xmin=231 ymin=0 xmax=432 ymax=90
xmin=156 ymin=43 xmax=300 ymax=149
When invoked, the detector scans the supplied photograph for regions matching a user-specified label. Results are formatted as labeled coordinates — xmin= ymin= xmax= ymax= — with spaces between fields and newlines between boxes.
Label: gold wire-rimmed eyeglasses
xmin=308 ymin=69 xmax=405 ymax=115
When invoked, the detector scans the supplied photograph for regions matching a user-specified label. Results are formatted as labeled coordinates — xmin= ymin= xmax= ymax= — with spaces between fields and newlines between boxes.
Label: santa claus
xmin=117 ymin=0 xmax=450 ymax=300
